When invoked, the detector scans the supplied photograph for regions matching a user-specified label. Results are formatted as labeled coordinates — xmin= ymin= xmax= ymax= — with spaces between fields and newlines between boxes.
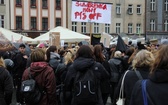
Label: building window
xmin=165 ymin=0 xmax=168 ymax=11
xmin=164 ymin=20 xmax=168 ymax=31
xmin=31 ymin=0 xmax=36 ymax=8
xmin=150 ymin=19 xmax=155 ymax=31
xmin=105 ymin=24 xmax=110 ymax=33
xmin=116 ymin=4 xmax=121 ymax=14
xmin=42 ymin=18 xmax=48 ymax=30
xmin=127 ymin=4 xmax=133 ymax=14
xmin=31 ymin=17 xmax=36 ymax=30
xmin=72 ymin=22 xmax=77 ymax=32
xmin=136 ymin=24 xmax=141 ymax=34
xmin=56 ymin=18 xmax=61 ymax=27
xmin=0 ymin=0 xmax=4 ymax=4
xmin=42 ymin=0 xmax=47 ymax=8
xmin=150 ymin=0 xmax=155 ymax=11
xmin=137 ymin=5 xmax=141 ymax=14
xmin=94 ymin=23 xmax=99 ymax=33
xmin=128 ymin=23 xmax=133 ymax=34
xmin=16 ymin=16 xmax=22 ymax=29
xmin=81 ymin=22 xmax=86 ymax=33
xmin=116 ymin=23 xmax=120 ymax=34
xmin=56 ymin=0 xmax=61 ymax=10
xmin=16 ymin=0 xmax=21 ymax=6
xmin=0 ymin=15 xmax=4 ymax=28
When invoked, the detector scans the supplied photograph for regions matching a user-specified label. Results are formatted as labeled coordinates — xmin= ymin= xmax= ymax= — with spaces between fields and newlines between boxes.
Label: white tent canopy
xmin=34 ymin=26 xmax=90 ymax=43
xmin=0 ymin=27 xmax=34 ymax=42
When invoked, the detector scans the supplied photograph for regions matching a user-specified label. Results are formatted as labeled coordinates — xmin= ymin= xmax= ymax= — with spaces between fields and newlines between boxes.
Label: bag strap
xmin=119 ymin=70 xmax=129 ymax=98
xmin=135 ymin=70 xmax=143 ymax=80
xmin=142 ymin=80 xmax=148 ymax=105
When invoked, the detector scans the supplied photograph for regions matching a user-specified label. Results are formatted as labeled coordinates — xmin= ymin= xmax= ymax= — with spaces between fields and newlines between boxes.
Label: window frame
xmin=116 ymin=4 xmax=121 ymax=14
xmin=56 ymin=18 xmax=61 ymax=27
xmin=0 ymin=15 xmax=4 ymax=28
xmin=31 ymin=17 xmax=37 ymax=30
xmin=56 ymin=0 xmax=61 ymax=10
xmin=81 ymin=22 xmax=86 ymax=33
xmin=72 ymin=22 xmax=77 ymax=32
xmin=116 ymin=23 xmax=121 ymax=34
xmin=150 ymin=19 xmax=155 ymax=31
xmin=16 ymin=16 xmax=22 ymax=30
xmin=42 ymin=18 xmax=48 ymax=30
xmin=165 ymin=0 xmax=168 ymax=11
xmin=150 ymin=0 xmax=156 ymax=11
xmin=128 ymin=23 xmax=133 ymax=34
xmin=164 ymin=20 xmax=168 ymax=31
xmin=42 ymin=0 xmax=48 ymax=9
xmin=31 ymin=0 xmax=36 ymax=8
xmin=127 ymin=4 xmax=133 ymax=14
xmin=136 ymin=23 xmax=141 ymax=34
xmin=94 ymin=23 xmax=99 ymax=33
xmin=16 ymin=0 xmax=22 ymax=7
xmin=137 ymin=5 xmax=141 ymax=14
xmin=105 ymin=24 xmax=110 ymax=33
xmin=0 ymin=0 xmax=4 ymax=4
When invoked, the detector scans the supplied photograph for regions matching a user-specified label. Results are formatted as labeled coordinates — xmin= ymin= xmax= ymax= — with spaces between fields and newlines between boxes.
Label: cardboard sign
xmin=100 ymin=32 xmax=111 ymax=48
xmin=49 ymin=32 xmax=60 ymax=47
xmin=71 ymin=1 xmax=112 ymax=24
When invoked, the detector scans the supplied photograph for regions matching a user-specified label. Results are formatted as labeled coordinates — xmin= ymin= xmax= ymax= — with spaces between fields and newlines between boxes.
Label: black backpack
xmin=21 ymin=68 xmax=45 ymax=105
xmin=73 ymin=64 xmax=99 ymax=104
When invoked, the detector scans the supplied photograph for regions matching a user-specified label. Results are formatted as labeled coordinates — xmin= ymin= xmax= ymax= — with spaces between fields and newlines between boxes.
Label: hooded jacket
xmin=22 ymin=62 xmax=57 ymax=105
xmin=130 ymin=69 xmax=168 ymax=105
xmin=0 ymin=67 xmax=13 ymax=105
xmin=64 ymin=57 xmax=109 ymax=105
xmin=49 ymin=52 xmax=60 ymax=70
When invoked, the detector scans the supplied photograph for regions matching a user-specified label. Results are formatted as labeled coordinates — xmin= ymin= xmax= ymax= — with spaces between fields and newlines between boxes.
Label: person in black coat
xmin=93 ymin=45 xmax=111 ymax=105
xmin=130 ymin=45 xmax=168 ymax=105
xmin=64 ymin=45 xmax=109 ymax=105
xmin=0 ymin=52 xmax=13 ymax=105
xmin=114 ymin=49 xmax=154 ymax=105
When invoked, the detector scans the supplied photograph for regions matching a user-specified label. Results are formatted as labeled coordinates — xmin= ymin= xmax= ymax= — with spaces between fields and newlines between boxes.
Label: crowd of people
xmin=0 ymin=39 xmax=168 ymax=105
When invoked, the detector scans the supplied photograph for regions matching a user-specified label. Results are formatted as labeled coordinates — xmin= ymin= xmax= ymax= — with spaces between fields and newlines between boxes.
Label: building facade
xmin=67 ymin=0 xmax=145 ymax=37
xmin=1 ymin=0 xmax=66 ymax=38
xmin=146 ymin=0 xmax=168 ymax=39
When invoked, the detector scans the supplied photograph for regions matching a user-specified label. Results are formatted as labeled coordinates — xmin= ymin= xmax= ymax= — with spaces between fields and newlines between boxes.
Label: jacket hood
xmin=73 ymin=57 xmax=95 ymax=72
xmin=50 ymin=52 xmax=60 ymax=60
xmin=149 ymin=69 xmax=168 ymax=83
xmin=30 ymin=62 xmax=49 ymax=74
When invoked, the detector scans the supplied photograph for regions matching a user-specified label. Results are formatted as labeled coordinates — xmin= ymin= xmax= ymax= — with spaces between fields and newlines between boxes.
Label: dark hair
xmin=30 ymin=48 xmax=45 ymax=62
xmin=151 ymin=45 xmax=168 ymax=73
xmin=46 ymin=46 xmax=57 ymax=62
xmin=75 ymin=45 xmax=93 ymax=59
xmin=125 ymin=47 xmax=135 ymax=56
xmin=19 ymin=43 xmax=26 ymax=48
xmin=93 ymin=45 xmax=105 ymax=63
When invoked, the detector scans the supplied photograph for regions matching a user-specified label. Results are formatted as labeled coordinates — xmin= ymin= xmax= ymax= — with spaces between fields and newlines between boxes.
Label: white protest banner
xmin=71 ymin=1 xmax=112 ymax=24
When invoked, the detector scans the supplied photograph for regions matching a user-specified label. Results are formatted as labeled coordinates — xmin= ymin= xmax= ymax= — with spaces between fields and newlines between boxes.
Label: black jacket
xmin=64 ymin=57 xmax=109 ymax=105
xmin=130 ymin=69 xmax=168 ymax=105
xmin=0 ymin=67 xmax=13 ymax=105
xmin=114 ymin=67 xmax=150 ymax=105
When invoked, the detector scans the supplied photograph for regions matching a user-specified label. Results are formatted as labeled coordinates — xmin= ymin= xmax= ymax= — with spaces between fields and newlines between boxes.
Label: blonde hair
xmin=64 ymin=48 xmax=78 ymax=65
xmin=0 ymin=57 xmax=5 ymax=68
xmin=114 ymin=51 xmax=122 ymax=58
xmin=132 ymin=50 xmax=155 ymax=69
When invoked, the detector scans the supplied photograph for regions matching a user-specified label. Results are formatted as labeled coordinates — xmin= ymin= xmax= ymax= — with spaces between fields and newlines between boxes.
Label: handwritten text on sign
xmin=71 ymin=1 xmax=112 ymax=24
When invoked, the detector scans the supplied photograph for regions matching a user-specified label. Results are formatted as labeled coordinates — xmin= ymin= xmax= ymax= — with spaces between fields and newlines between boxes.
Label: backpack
xmin=73 ymin=64 xmax=99 ymax=104
xmin=21 ymin=68 xmax=45 ymax=105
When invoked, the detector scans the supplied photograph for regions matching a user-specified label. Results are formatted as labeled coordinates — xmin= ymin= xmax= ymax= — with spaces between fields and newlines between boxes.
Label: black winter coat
xmin=114 ymin=67 xmax=150 ymax=105
xmin=130 ymin=69 xmax=168 ymax=105
xmin=0 ymin=67 xmax=13 ymax=105
xmin=64 ymin=57 xmax=109 ymax=105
